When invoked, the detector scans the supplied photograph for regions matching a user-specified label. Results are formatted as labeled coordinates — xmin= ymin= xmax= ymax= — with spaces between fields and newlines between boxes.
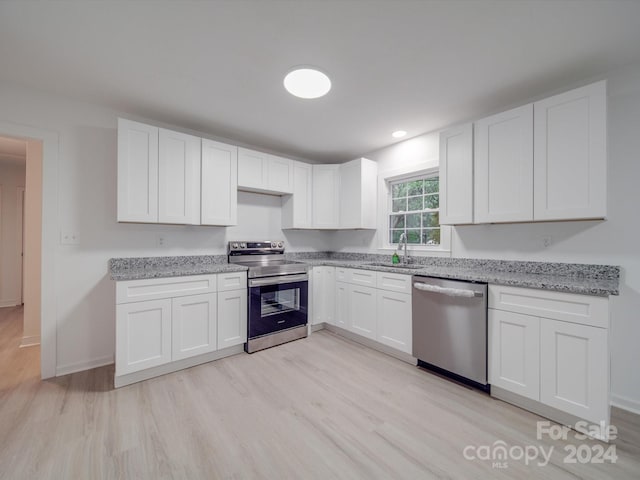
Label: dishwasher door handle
xmin=413 ymin=282 xmax=483 ymax=298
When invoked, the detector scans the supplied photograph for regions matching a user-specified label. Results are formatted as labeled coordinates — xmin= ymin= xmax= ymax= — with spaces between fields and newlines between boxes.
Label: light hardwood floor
xmin=1 ymin=306 xmax=638 ymax=479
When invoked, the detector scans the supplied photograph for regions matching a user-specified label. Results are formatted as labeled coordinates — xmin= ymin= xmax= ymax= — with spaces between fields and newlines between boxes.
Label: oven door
xmin=248 ymin=274 xmax=308 ymax=339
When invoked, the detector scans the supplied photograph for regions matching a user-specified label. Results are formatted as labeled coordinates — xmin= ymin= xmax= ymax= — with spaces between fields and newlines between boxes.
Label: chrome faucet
xmin=398 ymin=232 xmax=409 ymax=264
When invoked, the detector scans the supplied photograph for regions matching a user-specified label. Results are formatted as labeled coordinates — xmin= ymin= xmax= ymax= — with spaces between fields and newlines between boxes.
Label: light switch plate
xmin=61 ymin=231 xmax=80 ymax=245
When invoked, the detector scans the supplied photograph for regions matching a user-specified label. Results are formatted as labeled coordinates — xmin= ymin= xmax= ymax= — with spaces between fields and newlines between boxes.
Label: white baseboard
xmin=611 ymin=394 xmax=640 ymax=416
xmin=19 ymin=335 xmax=40 ymax=348
xmin=56 ymin=355 xmax=114 ymax=377
xmin=0 ymin=299 xmax=21 ymax=308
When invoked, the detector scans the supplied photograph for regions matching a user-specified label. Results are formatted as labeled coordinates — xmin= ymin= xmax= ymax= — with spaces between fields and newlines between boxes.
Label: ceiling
xmin=1 ymin=1 xmax=640 ymax=163
xmin=0 ymin=135 xmax=26 ymax=165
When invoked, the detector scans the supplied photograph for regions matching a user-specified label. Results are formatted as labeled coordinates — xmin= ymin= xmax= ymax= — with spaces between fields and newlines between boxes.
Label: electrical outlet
xmin=157 ymin=235 xmax=167 ymax=247
xmin=542 ymin=235 xmax=552 ymax=248
xmin=61 ymin=231 xmax=80 ymax=245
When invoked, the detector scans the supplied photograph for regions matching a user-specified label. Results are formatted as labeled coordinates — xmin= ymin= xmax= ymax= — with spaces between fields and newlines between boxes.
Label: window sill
xmin=377 ymin=247 xmax=451 ymax=258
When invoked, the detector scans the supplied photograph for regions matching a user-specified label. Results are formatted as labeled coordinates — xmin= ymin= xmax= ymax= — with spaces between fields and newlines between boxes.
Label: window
xmin=388 ymin=174 xmax=440 ymax=245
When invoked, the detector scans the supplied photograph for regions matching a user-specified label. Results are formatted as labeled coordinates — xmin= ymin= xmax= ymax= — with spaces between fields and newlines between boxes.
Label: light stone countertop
xmin=109 ymin=253 xmax=619 ymax=296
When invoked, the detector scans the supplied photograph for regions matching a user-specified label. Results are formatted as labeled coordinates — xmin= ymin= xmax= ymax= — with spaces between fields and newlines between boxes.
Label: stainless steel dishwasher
xmin=412 ymin=276 xmax=489 ymax=391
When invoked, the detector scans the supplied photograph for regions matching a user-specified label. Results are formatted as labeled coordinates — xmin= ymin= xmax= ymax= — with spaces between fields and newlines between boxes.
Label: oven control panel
xmin=228 ymin=240 xmax=285 ymax=254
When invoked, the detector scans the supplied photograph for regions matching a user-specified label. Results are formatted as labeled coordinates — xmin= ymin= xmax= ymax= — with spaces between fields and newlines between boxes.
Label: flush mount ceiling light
xmin=392 ymin=130 xmax=407 ymax=138
xmin=284 ymin=67 xmax=331 ymax=99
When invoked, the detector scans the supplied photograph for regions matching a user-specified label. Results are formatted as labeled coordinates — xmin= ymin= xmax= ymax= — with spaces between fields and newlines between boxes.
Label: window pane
xmin=390 ymin=214 xmax=405 ymax=229
xmin=406 ymin=229 xmax=421 ymax=244
xmin=424 ymin=194 xmax=439 ymax=209
xmin=422 ymin=228 xmax=441 ymax=245
xmin=406 ymin=213 xmax=420 ymax=228
xmin=424 ymin=177 xmax=439 ymax=194
xmin=407 ymin=196 xmax=423 ymax=211
xmin=390 ymin=229 xmax=404 ymax=243
xmin=407 ymin=179 xmax=423 ymax=196
xmin=392 ymin=182 xmax=408 ymax=198
xmin=392 ymin=198 xmax=406 ymax=212
xmin=422 ymin=212 xmax=439 ymax=227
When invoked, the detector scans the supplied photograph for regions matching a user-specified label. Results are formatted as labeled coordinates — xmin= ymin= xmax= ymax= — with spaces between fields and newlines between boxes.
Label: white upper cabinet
xmin=117 ymin=118 xmax=159 ymax=223
xmin=474 ymin=104 xmax=534 ymax=223
xmin=439 ymin=123 xmax=474 ymax=225
xmin=339 ymin=158 xmax=377 ymax=229
xmin=201 ymin=139 xmax=238 ymax=226
xmin=312 ymin=164 xmax=341 ymax=228
xmin=237 ymin=147 xmax=293 ymax=195
xmin=158 ymin=128 xmax=201 ymax=225
xmin=282 ymin=161 xmax=313 ymax=229
xmin=117 ymin=118 xmax=239 ymax=226
xmin=533 ymin=81 xmax=607 ymax=221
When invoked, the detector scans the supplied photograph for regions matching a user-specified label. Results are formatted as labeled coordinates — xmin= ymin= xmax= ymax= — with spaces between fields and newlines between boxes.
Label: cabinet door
xmin=376 ymin=290 xmax=412 ymax=354
xmin=540 ymin=318 xmax=609 ymax=424
xmin=334 ymin=281 xmax=350 ymax=329
xmin=311 ymin=267 xmax=325 ymax=325
xmin=339 ymin=159 xmax=362 ymax=229
xmin=439 ymin=123 xmax=473 ymax=224
xmin=117 ymin=118 xmax=159 ymax=223
xmin=282 ymin=161 xmax=312 ymax=229
xmin=324 ymin=267 xmax=335 ymax=325
xmin=217 ymin=289 xmax=248 ymax=349
xmin=312 ymin=165 xmax=340 ymax=228
xmin=238 ymin=148 xmax=267 ymax=190
xmin=534 ymin=81 xmax=607 ymax=221
xmin=475 ymin=104 xmax=533 ymax=223
xmin=158 ymin=128 xmax=201 ymax=224
xmin=116 ymin=299 xmax=171 ymax=375
xmin=488 ymin=309 xmax=540 ymax=400
xmin=172 ymin=293 xmax=217 ymax=361
xmin=349 ymin=284 xmax=377 ymax=340
xmin=267 ymin=155 xmax=294 ymax=194
xmin=201 ymin=139 xmax=238 ymax=226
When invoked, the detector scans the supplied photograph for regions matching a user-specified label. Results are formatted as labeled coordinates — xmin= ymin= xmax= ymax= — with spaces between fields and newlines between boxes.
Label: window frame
xmin=377 ymin=164 xmax=451 ymax=255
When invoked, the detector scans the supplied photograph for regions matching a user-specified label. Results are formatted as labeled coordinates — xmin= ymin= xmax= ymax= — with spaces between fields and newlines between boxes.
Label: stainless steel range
xmin=228 ymin=241 xmax=308 ymax=353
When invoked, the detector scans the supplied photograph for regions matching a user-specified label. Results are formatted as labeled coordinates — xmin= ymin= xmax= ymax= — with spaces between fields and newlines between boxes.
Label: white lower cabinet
xmin=311 ymin=266 xmax=335 ymax=325
xmin=116 ymin=299 xmax=172 ymax=376
xmin=488 ymin=285 xmax=610 ymax=428
xmin=489 ymin=309 xmax=540 ymax=400
xmin=217 ymin=288 xmax=248 ymax=349
xmin=327 ymin=268 xmax=412 ymax=356
xmin=171 ymin=293 xmax=217 ymax=361
xmin=115 ymin=272 xmax=247 ymax=386
xmin=349 ymin=284 xmax=377 ymax=340
xmin=334 ymin=281 xmax=349 ymax=329
xmin=540 ymin=318 xmax=608 ymax=423
xmin=376 ymin=289 xmax=412 ymax=354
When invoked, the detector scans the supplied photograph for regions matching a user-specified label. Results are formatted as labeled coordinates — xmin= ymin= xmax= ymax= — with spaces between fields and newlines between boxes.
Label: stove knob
xmin=271 ymin=242 xmax=277 ymax=248
xmin=240 ymin=242 xmax=247 ymax=248
xmin=231 ymin=243 xmax=238 ymax=249
xmin=277 ymin=241 xmax=284 ymax=248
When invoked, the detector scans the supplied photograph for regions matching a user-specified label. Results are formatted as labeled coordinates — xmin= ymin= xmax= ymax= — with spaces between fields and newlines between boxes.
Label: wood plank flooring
xmin=1 ymin=305 xmax=638 ymax=479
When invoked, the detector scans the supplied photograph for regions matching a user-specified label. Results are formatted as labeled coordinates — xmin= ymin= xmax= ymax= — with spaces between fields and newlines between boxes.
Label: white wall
xmin=0 ymin=160 xmax=25 ymax=306
xmin=0 ymin=81 xmax=327 ymax=376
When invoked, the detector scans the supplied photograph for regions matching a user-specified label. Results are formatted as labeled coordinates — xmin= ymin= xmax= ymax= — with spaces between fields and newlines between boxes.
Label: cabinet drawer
xmin=347 ymin=268 xmax=376 ymax=287
xmin=217 ymin=271 xmax=247 ymax=292
xmin=336 ymin=267 xmax=348 ymax=282
xmin=116 ymin=275 xmax=217 ymax=304
xmin=376 ymin=271 xmax=412 ymax=294
xmin=489 ymin=285 xmax=608 ymax=328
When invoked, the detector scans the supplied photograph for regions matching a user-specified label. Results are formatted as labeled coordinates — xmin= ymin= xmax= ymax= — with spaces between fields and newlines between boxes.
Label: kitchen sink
xmin=366 ymin=262 xmax=423 ymax=270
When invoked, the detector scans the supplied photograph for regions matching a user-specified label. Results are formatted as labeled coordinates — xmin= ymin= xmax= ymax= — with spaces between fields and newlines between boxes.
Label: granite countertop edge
xmin=109 ymin=256 xmax=618 ymax=297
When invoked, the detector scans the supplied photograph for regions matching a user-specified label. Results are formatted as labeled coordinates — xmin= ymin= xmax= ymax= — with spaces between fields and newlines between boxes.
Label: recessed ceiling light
xmin=392 ymin=130 xmax=407 ymax=138
xmin=284 ymin=67 xmax=331 ymax=99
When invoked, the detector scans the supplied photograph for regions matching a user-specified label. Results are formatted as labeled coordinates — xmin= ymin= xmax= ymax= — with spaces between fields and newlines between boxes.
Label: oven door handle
xmin=249 ymin=274 xmax=309 ymax=287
